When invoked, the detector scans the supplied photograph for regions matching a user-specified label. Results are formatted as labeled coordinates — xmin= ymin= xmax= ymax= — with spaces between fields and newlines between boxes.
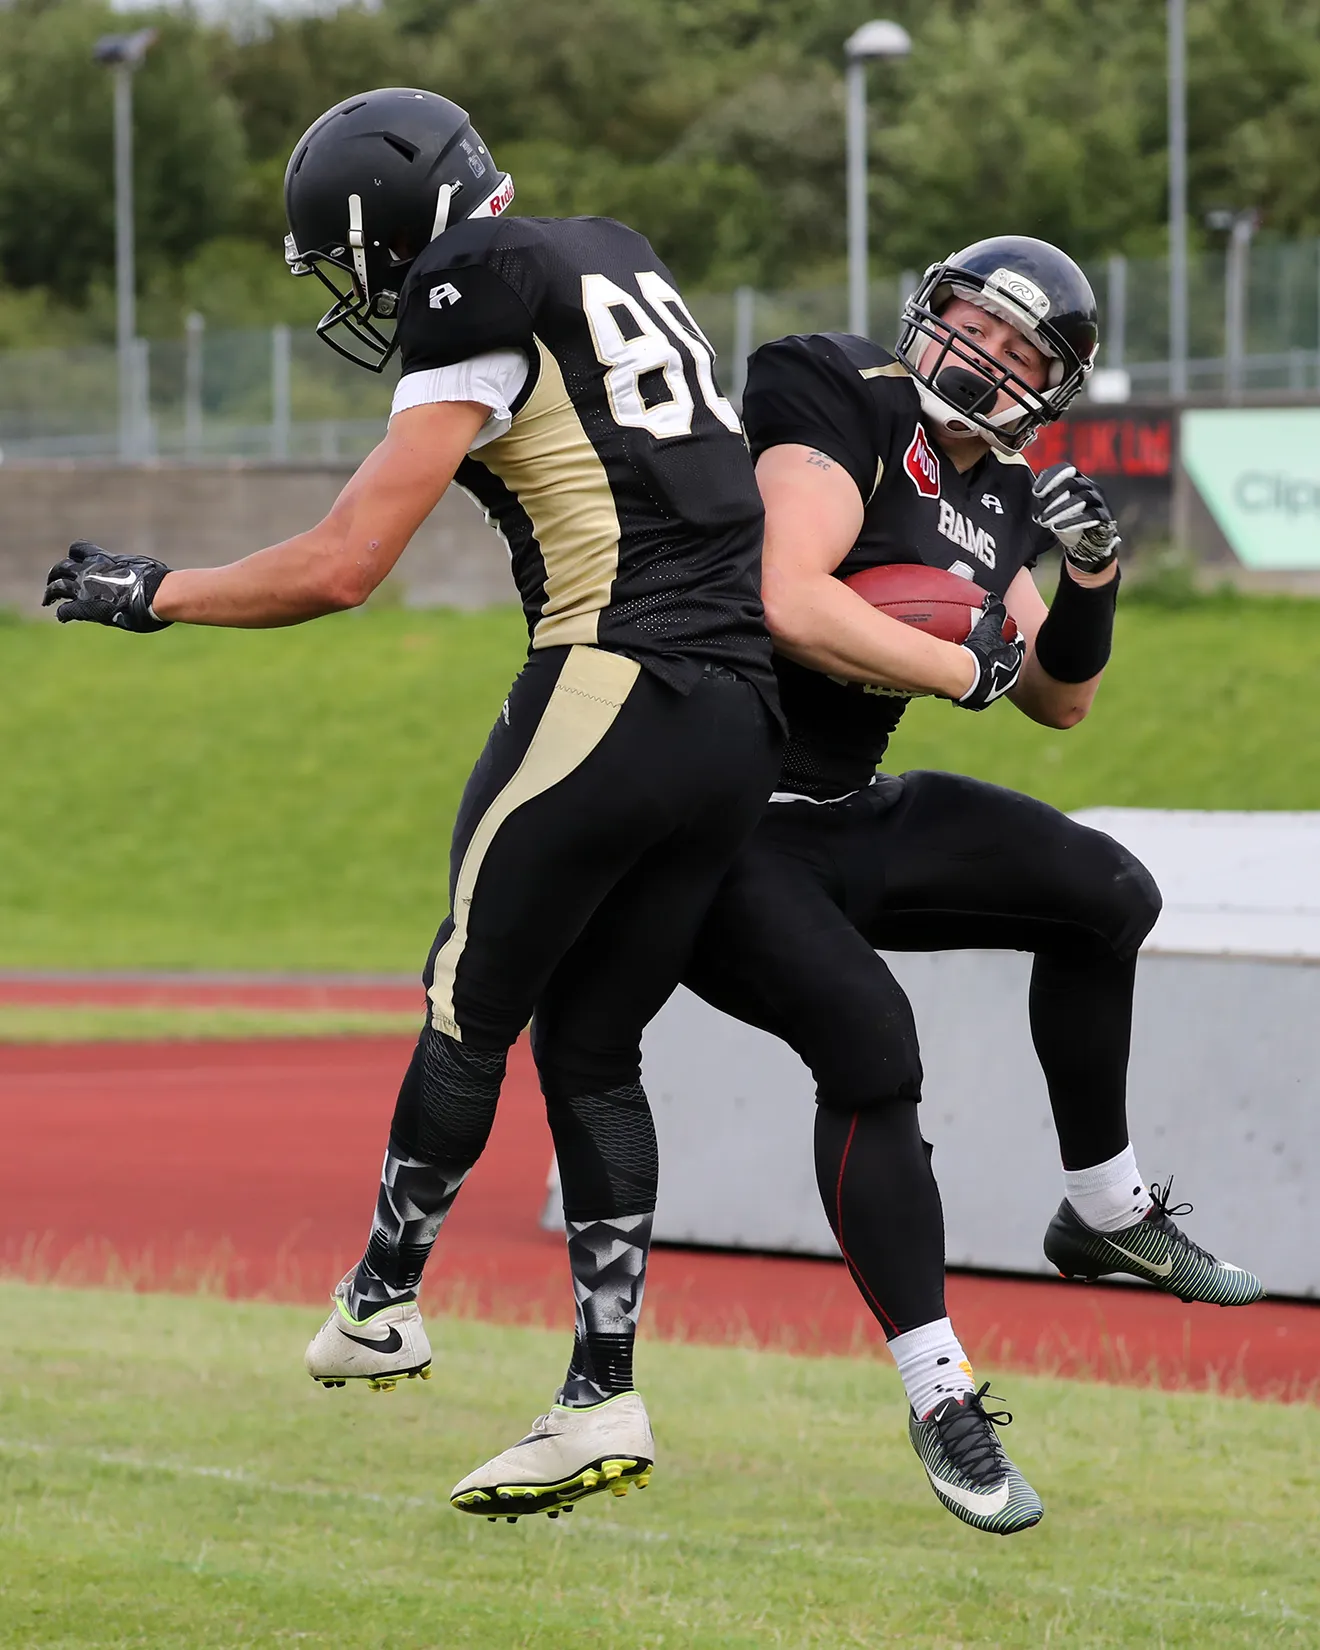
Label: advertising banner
xmin=1032 ymin=406 xmax=1174 ymax=548
xmin=1182 ymin=408 xmax=1320 ymax=569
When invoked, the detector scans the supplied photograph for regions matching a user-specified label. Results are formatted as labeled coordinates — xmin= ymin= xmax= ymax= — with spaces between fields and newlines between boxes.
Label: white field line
xmin=0 ymin=1436 xmax=1310 ymax=1627
xmin=0 ymin=1435 xmax=436 ymax=1511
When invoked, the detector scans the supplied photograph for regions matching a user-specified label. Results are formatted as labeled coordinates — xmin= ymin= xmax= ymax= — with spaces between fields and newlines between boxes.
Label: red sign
xmin=1029 ymin=412 xmax=1172 ymax=478
xmin=904 ymin=425 xmax=942 ymax=497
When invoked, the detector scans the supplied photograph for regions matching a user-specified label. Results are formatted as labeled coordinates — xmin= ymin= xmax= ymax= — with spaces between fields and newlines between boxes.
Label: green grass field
xmin=0 ymin=1004 xmax=419 ymax=1043
xmin=1 ymin=1283 xmax=1315 ymax=1649
xmin=3 ymin=592 xmax=1318 ymax=972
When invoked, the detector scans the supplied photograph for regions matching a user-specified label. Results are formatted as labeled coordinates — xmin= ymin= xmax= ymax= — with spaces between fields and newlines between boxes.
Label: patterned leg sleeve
xmin=546 ymin=1081 xmax=658 ymax=1406
xmin=345 ymin=1027 xmax=507 ymax=1320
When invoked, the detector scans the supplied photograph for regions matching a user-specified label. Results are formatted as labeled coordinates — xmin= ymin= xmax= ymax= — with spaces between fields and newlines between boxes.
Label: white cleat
xmin=450 ymin=1391 xmax=655 ymax=1521
xmin=304 ymin=1273 xmax=433 ymax=1391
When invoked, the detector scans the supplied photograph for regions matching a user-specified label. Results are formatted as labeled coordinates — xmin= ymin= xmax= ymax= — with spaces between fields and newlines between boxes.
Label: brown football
xmin=842 ymin=563 xmax=1017 ymax=645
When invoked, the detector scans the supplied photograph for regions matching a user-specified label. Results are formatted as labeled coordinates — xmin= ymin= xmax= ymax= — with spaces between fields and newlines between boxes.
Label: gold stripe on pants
xmin=428 ymin=645 xmax=642 ymax=1041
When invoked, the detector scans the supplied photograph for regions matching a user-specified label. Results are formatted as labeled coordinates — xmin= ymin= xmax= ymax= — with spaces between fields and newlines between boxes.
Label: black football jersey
xmin=395 ymin=216 xmax=776 ymax=705
xmin=741 ymin=331 xmax=1054 ymax=798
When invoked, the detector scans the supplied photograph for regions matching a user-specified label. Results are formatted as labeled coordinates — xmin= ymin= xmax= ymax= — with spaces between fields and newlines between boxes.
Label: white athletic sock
xmin=888 ymin=1317 xmax=975 ymax=1421
xmin=1064 ymin=1144 xmax=1153 ymax=1234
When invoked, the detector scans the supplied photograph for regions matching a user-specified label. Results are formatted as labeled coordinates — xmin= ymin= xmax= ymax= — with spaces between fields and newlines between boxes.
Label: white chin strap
xmin=914 ymin=380 xmax=1031 ymax=454
xmin=346 ymin=193 xmax=370 ymax=296
xmin=426 ymin=174 xmax=515 ymax=246
xmin=431 ymin=183 xmax=455 ymax=239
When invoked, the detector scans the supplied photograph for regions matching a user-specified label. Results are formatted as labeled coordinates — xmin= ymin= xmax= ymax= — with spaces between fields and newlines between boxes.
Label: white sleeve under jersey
xmin=389 ymin=348 xmax=531 ymax=451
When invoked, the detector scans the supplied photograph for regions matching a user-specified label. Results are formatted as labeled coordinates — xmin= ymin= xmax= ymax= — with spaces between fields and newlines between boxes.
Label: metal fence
xmin=5 ymin=238 xmax=1320 ymax=463
xmin=0 ymin=320 xmax=393 ymax=465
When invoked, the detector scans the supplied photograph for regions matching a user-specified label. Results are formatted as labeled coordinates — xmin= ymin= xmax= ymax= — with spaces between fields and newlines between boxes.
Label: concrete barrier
xmin=0 ymin=462 xmax=510 ymax=617
xmin=548 ymin=810 xmax=1320 ymax=1299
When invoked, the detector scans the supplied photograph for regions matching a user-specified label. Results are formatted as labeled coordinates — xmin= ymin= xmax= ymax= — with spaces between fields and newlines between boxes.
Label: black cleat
xmin=1044 ymin=1179 xmax=1264 ymax=1306
xmin=908 ymin=1384 xmax=1043 ymax=1535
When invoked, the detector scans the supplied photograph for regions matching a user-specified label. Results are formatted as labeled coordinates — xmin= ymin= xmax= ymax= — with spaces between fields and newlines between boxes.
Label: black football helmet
xmin=284 ymin=88 xmax=514 ymax=371
xmin=896 ymin=236 xmax=1097 ymax=453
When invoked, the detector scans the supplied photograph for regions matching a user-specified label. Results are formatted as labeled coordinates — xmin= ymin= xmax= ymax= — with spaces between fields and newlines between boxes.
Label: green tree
xmin=871 ymin=0 xmax=1168 ymax=269
xmin=672 ymin=60 xmax=848 ymax=281
xmin=9 ymin=0 xmax=1320 ymax=343
xmin=426 ymin=0 xmax=702 ymax=159
xmin=216 ymin=7 xmax=415 ymax=164
xmin=0 ymin=2 xmax=245 ymax=302
xmin=869 ymin=0 xmax=1320 ymax=270
xmin=1182 ymin=0 xmax=1320 ymax=239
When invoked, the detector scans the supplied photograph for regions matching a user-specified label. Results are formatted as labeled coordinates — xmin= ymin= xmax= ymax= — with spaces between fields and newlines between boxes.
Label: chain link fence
xmin=0 ymin=322 xmax=393 ymax=465
xmin=4 ymin=240 xmax=1320 ymax=463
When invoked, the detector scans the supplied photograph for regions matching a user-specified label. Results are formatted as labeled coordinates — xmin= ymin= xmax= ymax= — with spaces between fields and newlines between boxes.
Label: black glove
xmin=1031 ymin=462 xmax=1121 ymax=573
xmin=42 ymin=541 xmax=172 ymax=631
xmin=956 ymin=595 xmax=1025 ymax=711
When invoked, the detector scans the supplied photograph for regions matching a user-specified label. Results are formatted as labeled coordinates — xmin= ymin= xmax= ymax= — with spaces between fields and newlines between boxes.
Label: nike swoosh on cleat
xmin=338 ymin=1325 xmax=404 ymax=1354
xmin=1106 ymin=1240 xmax=1173 ymax=1278
xmin=923 ymin=1468 xmax=1011 ymax=1518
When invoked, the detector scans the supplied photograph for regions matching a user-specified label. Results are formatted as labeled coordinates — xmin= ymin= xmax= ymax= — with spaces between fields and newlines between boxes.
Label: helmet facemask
xmin=285 ymin=238 xmax=402 ymax=374
xmin=898 ymin=265 xmax=1091 ymax=453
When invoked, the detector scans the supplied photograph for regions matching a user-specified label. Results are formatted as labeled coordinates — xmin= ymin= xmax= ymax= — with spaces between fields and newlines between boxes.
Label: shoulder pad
xmin=813 ymin=333 xmax=905 ymax=375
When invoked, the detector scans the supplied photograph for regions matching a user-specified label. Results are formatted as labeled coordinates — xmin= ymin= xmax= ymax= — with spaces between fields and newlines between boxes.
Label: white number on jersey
xmin=582 ymin=272 xmax=742 ymax=440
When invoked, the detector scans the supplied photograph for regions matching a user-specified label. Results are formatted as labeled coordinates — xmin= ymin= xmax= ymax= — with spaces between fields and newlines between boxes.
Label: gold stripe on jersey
xmin=857 ymin=364 xmax=905 ymax=494
xmin=476 ymin=339 xmax=622 ymax=649
xmin=428 ymin=645 xmax=641 ymax=1040
xmin=989 ymin=447 xmax=1034 ymax=469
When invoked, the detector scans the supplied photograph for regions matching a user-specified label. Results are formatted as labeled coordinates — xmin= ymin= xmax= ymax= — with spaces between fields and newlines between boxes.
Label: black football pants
xmin=424 ymin=644 xmax=780 ymax=1085
xmin=363 ymin=642 xmax=778 ymax=1397
xmin=683 ymin=769 xmax=1162 ymax=1336
xmin=383 ymin=643 xmax=779 ymax=1231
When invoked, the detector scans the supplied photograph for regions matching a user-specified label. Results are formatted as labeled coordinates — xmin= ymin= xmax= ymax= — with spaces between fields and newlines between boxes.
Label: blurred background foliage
xmin=4 ymin=0 xmax=1320 ymax=343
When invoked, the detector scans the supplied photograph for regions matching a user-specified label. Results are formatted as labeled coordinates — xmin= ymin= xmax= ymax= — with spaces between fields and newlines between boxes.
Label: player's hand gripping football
xmin=956 ymin=595 xmax=1025 ymax=712
xmin=1031 ymin=463 xmax=1121 ymax=573
xmin=42 ymin=541 xmax=173 ymax=632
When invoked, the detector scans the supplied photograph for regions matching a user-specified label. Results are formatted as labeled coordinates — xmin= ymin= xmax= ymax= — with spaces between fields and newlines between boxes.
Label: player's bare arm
xmin=758 ymin=443 xmax=977 ymax=700
xmin=47 ymin=400 xmax=488 ymax=630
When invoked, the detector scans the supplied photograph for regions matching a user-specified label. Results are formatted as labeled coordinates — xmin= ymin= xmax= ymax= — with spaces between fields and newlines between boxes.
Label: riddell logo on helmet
xmin=903 ymin=426 xmax=941 ymax=498
xmin=482 ymin=177 xmax=515 ymax=216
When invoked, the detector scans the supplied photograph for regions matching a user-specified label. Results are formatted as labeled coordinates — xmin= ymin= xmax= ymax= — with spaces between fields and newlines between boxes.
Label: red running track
xmin=1 ymin=1032 xmax=1316 ymax=1402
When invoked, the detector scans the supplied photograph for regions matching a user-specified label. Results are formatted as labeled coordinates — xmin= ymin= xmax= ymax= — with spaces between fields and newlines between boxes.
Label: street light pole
xmin=846 ymin=58 xmax=868 ymax=338
xmin=1167 ymin=0 xmax=1188 ymax=399
xmin=112 ymin=64 xmax=136 ymax=460
xmin=845 ymin=21 xmax=911 ymax=339
xmin=94 ymin=30 xmax=155 ymax=463
xmin=1208 ymin=208 xmax=1260 ymax=403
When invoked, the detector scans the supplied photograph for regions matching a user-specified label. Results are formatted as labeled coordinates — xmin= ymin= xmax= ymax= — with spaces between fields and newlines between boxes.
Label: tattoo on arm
xmin=805 ymin=449 xmax=835 ymax=471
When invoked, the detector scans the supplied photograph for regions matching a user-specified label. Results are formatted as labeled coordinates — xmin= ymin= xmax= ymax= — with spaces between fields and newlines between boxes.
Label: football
xmin=842 ymin=563 xmax=1017 ymax=646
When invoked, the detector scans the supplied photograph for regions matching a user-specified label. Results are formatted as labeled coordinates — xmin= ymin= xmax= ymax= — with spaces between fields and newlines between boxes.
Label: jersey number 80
xmin=582 ymin=272 xmax=743 ymax=441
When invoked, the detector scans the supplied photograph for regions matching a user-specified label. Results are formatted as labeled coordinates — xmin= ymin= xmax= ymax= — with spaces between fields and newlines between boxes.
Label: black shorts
xmin=423 ymin=644 xmax=781 ymax=1097
xmin=683 ymin=769 xmax=1160 ymax=1108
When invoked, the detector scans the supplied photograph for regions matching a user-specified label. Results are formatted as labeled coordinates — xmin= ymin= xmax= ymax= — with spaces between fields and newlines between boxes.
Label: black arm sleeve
xmin=742 ymin=336 xmax=883 ymax=504
xmin=396 ymin=263 xmax=536 ymax=375
xmin=1032 ymin=562 xmax=1121 ymax=683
